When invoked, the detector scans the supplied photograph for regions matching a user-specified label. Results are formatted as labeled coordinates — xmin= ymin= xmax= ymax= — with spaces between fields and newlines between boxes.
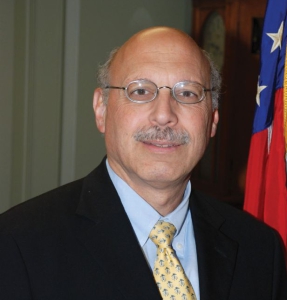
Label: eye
xmin=174 ymin=82 xmax=204 ymax=103
xmin=127 ymin=81 xmax=156 ymax=101
xmin=176 ymin=89 xmax=199 ymax=100
xmin=178 ymin=90 xmax=198 ymax=98
xmin=130 ymin=88 xmax=150 ymax=96
xmin=126 ymin=80 xmax=158 ymax=102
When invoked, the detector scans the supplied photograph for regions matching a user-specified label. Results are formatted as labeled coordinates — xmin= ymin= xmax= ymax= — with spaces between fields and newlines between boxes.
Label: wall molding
xmin=10 ymin=0 xmax=65 ymax=205
xmin=60 ymin=0 xmax=81 ymax=185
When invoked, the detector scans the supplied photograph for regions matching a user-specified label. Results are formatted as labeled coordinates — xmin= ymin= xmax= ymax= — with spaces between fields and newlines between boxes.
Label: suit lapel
xmin=190 ymin=191 xmax=238 ymax=300
xmin=74 ymin=159 xmax=162 ymax=300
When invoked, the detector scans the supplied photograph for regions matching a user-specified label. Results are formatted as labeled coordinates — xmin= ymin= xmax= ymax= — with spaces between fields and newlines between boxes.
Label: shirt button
xmin=177 ymin=243 xmax=183 ymax=250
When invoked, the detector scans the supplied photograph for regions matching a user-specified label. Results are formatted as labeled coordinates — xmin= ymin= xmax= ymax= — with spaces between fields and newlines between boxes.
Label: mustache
xmin=133 ymin=126 xmax=190 ymax=145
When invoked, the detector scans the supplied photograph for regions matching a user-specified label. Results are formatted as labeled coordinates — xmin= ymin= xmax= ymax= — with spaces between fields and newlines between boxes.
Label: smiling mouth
xmin=144 ymin=141 xmax=180 ymax=148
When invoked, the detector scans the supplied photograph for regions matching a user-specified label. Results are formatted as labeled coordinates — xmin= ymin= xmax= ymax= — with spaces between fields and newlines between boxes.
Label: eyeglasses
xmin=105 ymin=79 xmax=213 ymax=104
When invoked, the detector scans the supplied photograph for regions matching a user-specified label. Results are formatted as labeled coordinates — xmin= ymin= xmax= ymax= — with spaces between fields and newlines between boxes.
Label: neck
xmin=123 ymin=175 xmax=190 ymax=216
xmin=107 ymin=158 xmax=191 ymax=216
xmin=144 ymin=189 xmax=187 ymax=216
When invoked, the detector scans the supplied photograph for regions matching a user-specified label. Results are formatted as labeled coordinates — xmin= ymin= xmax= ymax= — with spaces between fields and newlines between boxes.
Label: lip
xmin=145 ymin=142 xmax=179 ymax=148
xmin=142 ymin=140 xmax=181 ymax=150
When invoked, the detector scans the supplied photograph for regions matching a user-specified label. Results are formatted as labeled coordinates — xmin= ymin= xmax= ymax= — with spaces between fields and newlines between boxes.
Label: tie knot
xmin=149 ymin=221 xmax=176 ymax=248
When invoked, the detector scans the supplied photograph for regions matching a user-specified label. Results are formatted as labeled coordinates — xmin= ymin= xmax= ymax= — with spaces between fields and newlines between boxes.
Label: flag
xmin=244 ymin=0 xmax=287 ymax=251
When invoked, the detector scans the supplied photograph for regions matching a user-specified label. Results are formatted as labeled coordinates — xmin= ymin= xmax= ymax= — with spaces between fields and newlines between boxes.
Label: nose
xmin=149 ymin=87 xmax=178 ymax=127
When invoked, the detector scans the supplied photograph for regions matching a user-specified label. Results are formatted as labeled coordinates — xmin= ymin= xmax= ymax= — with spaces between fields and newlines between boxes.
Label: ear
xmin=93 ymin=88 xmax=107 ymax=133
xmin=210 ymin=109 xmax=219 ymax=137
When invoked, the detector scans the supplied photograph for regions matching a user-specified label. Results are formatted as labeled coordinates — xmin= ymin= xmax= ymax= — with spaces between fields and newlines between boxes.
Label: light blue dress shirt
xmin=106 ymin=160 xmax=200 ymax=299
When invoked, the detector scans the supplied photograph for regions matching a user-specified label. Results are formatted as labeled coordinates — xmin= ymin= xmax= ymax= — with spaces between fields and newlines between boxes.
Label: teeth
xmin=154 ymin=144 xmax=173 ymax=148
xmin=144 ymin=141 xmax=179 ymax=148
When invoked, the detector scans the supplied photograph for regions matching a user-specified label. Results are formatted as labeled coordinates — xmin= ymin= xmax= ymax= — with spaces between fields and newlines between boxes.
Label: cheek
xmin=105 ymin=102 xmax=145 ymax=142
xmin=183 ymin=108 xmax=213 ymax=149
xmin=184 ymin=105 xmax=211 ymax=131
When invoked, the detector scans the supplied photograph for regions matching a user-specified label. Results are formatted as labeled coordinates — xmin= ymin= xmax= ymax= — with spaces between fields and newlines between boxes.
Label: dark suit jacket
xmin=0 ymin=159 xmax=286 ymax=300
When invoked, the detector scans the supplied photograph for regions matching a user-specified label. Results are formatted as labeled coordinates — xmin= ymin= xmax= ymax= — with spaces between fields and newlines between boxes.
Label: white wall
xmin=0 ymin=0 xmax=192 ymax=212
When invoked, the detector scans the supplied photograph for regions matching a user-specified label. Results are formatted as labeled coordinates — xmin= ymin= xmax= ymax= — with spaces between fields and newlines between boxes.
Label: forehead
xmin=110 ymin=31 xmax=210 ymax=86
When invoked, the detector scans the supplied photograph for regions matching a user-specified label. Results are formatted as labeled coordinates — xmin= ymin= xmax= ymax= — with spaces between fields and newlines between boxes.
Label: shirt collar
xmin=106 ymin=159 xmax=191 ymax=247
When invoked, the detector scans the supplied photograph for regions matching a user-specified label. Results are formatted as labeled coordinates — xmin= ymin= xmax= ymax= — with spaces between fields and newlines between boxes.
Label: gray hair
xmin=97 ymin=47 xmax=221 ymax=109
xmin=202 ymin=50 xmax=221 ymax=109
xmin=97 ymin=48 xmax=119 ymax=104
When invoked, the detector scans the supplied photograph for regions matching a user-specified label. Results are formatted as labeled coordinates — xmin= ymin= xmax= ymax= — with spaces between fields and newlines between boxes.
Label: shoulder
xmin=0 ymin=159 xmax=109 ymax=235
xmin=191 ymin=189 xmax=267 ymax=228
xmin=190 ymin=189 xmax=282 ymax=245
xmin=0 ymin=178 xmax=84 ymax=234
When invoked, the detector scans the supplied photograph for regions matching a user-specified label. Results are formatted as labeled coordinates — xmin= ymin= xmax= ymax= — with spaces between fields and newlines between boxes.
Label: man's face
xmin=94 ymin=28 xmax=218 ymax=192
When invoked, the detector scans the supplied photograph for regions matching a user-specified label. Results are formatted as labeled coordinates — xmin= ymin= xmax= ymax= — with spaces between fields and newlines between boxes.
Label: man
xmin=0 ymin=27 xmax=286 ymax=299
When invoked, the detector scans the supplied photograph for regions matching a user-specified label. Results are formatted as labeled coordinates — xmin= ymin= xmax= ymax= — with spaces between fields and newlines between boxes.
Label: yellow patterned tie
xmin=149 ymin=221 xmax=197 ymax=300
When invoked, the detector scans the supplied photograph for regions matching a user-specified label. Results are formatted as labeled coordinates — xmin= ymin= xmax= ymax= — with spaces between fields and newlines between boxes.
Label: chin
xmin=140 ymin=167 xmax=182 ymax=183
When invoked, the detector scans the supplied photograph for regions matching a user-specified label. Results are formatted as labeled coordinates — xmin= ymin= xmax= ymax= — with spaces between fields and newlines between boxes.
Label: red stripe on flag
xmin=244 ymin=89 xmax=287 ymax=249
xmin=244 ymin=128 xmax=268 ymax=219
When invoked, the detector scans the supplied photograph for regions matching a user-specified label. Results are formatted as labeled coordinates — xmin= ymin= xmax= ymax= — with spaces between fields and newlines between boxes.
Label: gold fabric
xmin=149 ymin=220 xmax=197 ymax=300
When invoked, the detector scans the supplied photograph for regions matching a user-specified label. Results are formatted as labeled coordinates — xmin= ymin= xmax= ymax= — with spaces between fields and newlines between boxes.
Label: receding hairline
xmin=110 ymin=26 xmax=206 ymax=70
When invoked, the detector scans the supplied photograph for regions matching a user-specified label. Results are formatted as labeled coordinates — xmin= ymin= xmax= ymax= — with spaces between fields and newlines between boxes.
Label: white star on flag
xmin=256 ymin=80 xmax=267 ymax=106
xmin=266 ymin=21 xmax=284 ymax=53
